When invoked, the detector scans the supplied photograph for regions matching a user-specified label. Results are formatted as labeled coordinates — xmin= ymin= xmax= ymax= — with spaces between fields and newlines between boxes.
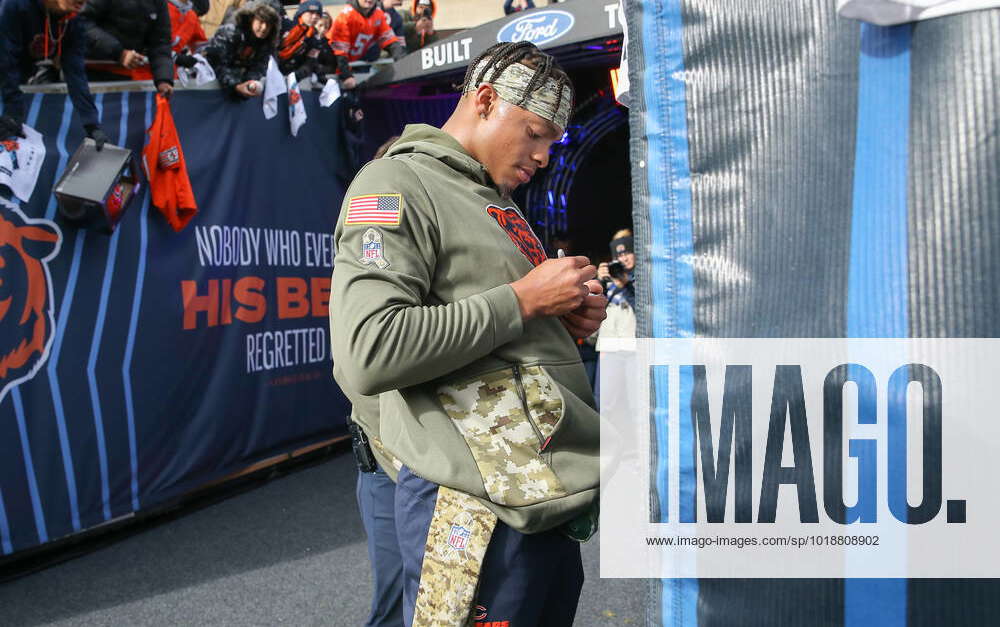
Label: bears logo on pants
xmin=0 ymin=199 xmax=62 ymax=403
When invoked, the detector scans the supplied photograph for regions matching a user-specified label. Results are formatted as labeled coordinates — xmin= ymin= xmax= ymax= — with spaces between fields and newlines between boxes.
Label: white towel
xmin=0 ymin=124 xmax=46 ymax=202
xmin=286 ymin=73 xmax=307 ymax=137
xmin=319 ymin=79 xmax=342 ymax=108
xmin=176 ymin=54 xmax=216 ymax=87
xmin=263 ymin=56 xmax=286 ymax=120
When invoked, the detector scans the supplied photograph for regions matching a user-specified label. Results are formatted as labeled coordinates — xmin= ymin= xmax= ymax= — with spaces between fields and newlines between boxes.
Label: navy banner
xmin=0 ymin=88 xmax=352 ymax=556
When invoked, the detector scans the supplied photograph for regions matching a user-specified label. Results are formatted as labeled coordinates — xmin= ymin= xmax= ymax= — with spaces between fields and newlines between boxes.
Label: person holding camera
xmin=0 ymin=0 xmax=107 ymax=148
xmin=597 ymin=228 xmax=636 ymax=312
xmin=594 ymin=229 xmax=636 ymax=402
xmin=402 ymin=0 xmax=438 ymax=52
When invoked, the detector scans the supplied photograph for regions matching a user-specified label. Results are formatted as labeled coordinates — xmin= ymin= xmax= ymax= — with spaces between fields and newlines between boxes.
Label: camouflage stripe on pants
xmin=413 ymin=486 xmax=498 ymax=626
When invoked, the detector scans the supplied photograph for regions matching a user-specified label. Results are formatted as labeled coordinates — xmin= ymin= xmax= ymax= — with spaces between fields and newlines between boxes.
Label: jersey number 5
xmin=350 ymin=33 xmax=373 ymax=57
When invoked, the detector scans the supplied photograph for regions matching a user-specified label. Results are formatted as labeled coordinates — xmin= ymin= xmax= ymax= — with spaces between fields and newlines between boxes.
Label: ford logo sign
xmin=497 ymin=10 xmax=575 ymax=47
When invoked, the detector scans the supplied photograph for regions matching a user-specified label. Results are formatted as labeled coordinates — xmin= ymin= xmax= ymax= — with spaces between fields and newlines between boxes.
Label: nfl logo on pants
xmin=448 ymin=523 xmax=471 ymax=551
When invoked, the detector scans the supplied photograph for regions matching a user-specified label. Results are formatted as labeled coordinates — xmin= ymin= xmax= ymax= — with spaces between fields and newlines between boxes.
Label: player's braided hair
xmin=461 ymin=42 xmax=573 ymax=116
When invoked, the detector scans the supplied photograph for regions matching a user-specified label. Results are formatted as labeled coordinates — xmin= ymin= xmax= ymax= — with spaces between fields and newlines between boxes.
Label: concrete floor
xmin=0 ymin=452 xmax=645 ymax=626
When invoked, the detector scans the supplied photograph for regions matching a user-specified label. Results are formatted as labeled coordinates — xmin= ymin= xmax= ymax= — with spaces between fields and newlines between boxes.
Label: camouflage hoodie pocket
xmin=437 ymin=365 xmax=568 ymax=506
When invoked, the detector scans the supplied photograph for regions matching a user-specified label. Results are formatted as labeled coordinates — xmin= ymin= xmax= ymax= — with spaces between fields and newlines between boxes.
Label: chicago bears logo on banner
xmin=485 ymin=204 xmax=546 ymax=266
xmin=0 ymin=198 xmax=62 ymax=403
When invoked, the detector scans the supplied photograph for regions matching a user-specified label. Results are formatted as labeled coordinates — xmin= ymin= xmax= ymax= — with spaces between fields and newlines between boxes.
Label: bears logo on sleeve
xmin=485 ymin=204 xmax=546 ymax=266
xmin=0 ymin=199 xmax=62 ymax=403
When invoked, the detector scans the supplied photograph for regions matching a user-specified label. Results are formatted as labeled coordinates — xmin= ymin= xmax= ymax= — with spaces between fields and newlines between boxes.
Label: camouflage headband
xmin=464 ymin=57 xmax=572 ymax=131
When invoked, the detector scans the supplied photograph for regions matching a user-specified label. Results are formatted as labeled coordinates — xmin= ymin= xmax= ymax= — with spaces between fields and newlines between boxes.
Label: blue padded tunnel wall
xmin=626 ymin=1 xmax=1000 ymax=625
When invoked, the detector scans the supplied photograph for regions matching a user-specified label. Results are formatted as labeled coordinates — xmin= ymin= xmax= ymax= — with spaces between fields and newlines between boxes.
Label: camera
xmin=608 ymin=260 xmax=626 ymax=280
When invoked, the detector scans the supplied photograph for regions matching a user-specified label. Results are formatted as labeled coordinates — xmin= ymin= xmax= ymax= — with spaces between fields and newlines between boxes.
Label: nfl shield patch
xmin=448 ymin=523 xmax=472 ymax=551
xmin=359 ymin=228 xmax=389 ymax=269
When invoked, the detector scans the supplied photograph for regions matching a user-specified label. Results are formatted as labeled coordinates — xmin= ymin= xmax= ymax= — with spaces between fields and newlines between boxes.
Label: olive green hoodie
xmin=330 ymin=124 xmax=599 ymax=533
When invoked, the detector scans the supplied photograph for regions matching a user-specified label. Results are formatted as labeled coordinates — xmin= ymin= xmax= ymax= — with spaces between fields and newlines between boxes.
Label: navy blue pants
xmin=394 ymin=467 xmax=584 ymax=627
xmin=357 ymin=464 xmax=405 ymax=627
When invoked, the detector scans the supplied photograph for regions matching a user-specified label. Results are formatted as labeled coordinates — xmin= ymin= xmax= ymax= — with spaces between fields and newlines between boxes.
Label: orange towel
xmin=143 ymin=94 xmax=197 ymax=231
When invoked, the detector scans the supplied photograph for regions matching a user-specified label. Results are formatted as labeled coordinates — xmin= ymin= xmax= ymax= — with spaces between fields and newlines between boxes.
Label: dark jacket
xmin=384 ymin=6 xmax=404 ymax=38
xmin=0 ymin=0 xmax=98 ymax=128
xmin=203 ymin=0 xmax=280 ymax=92
xmin=81 ymin=0 xmax=175 ymax=85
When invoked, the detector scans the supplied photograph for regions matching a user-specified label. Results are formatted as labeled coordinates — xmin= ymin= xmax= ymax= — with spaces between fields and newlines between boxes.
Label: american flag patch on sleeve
xmin=345 ymin=194 xmax=403 ymax=225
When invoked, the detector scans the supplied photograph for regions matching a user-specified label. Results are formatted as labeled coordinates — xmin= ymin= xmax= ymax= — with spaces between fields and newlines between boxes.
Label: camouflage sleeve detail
xmin=330 ymin=158 xmax=525 ymax=397
xmin=437 ymin=366 xmax=568 ymax=507
xmin=413 ymin=486 xmax=497 ymax=627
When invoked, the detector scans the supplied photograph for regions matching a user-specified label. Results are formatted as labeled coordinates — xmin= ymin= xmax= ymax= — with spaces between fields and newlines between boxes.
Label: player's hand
xmin=120 ymin=49 xmax=144 ymax=69
xmin=510 ymin=256 xmax=597 ymax=321
xmin=561 ymin=280 xmax=607 ymax=338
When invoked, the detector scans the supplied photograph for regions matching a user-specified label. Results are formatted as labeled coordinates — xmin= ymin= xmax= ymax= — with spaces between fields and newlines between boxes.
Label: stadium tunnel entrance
xmin=358 ymin=4 xmax=631 ymax=265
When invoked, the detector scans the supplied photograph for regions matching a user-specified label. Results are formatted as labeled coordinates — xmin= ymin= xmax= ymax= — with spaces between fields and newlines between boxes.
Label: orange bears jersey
xmin=143 ymin=94 xmax=197 ymax=232
xmin=328 ymin=5 xmax=399 ymax=63
xmin=168 ymin=3 xmax=207 ymax=54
